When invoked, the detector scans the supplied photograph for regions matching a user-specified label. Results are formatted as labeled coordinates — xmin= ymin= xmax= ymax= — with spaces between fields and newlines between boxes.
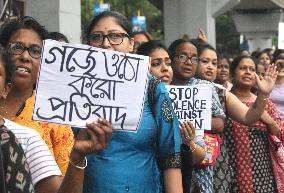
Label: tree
xmin=216 ymin=12 xmax=240 ymax=58
xmin=81 ymin=0 xmax=163 ymax=42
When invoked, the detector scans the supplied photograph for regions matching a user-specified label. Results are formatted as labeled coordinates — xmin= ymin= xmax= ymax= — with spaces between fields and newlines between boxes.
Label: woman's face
xmin=89 ymin=17 xmax=134 ymax=53
xmin=172 ymin=42 xmax=198 ymax=81
xmin=149 ymin=48 xmax=173 ymax=85
xmin=233 ymin=58 xmax=256 ymax=88
xmin=133 ymin=34 xmax=149 ymax=53
xmin=275 ymin=59 xmax=284 ymax=78
xmin=196 ymin=49 xmax=218 ymax=81
xmin=259 ymin=53 xmax=270 ymax=66
xmin=8 ymin=29 xmax=42 ymax=89
xmin=257 ymin=63 xmax=265 ymax=77
xmin=216 ymin=58 xmax=230 ymax=83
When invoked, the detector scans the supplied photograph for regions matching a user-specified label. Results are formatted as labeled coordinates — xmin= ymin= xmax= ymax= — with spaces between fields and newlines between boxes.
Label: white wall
xmin=25 ymin=0 xmax=81 ymax=43
xmin=163 ymin=0 xmax=217 ymax=47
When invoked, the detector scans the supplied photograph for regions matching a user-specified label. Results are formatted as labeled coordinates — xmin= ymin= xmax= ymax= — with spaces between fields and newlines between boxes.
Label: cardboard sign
xmin=167 ymin=85 xmax=212 ymax=135
xmin=33 ymin=40 xmax=150 ymax=131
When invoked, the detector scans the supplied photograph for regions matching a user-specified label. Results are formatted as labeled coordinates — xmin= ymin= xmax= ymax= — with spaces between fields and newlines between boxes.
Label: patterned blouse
xmin=0 ymin=127 xmax=34 ymax=193
xmin=9 ymin=93 xmax=74 ymax=177
xmin=224 ymin=100 xmax=284 ymax=193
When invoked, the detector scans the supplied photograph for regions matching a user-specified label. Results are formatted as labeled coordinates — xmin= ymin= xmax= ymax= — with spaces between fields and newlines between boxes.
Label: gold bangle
xmin=69 ymin=153 xmax=87 ymax=170
xmin=258 ymin=94 xmax=270 ymax=101
xmin=189 ymin=142 xmax=197 ymax=152
xmin=263 ymin=97 xmax=269 ymax=102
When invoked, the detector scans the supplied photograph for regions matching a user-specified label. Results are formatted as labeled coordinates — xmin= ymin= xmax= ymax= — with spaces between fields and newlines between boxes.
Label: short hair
xmin=168 ymin=39 xmax=196 ymax=60
xmin=86 ymin=11 xmax=132 ymax=45
xmin=49 ymin=32 xmax=69 ymax=43
xmin=0 ymin=16 xmax=50 ymax=47
xmin=136 ymin=40 xmax=167 ymax=56
xmin=0 ymin=46 xmax=14 ymax=84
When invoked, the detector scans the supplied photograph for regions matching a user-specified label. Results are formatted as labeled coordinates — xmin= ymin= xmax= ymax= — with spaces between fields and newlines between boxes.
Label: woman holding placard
xmin=0 ymin=43 xmax=113 ymax=193
xmin=137 ymin=40 xmax=207 ymax=193
xmin=194 ymin=43 xmax=282 ymax=193
xmin=167 ymin=38 xmax=226 ymax=193
xmin=136 ymin=40 xmax=206 ymax=163
xmin=75 ymin=11 xmax=183 ymax=193
xmin=0 ymin=16 xmax=75 ymax=179
xmin=168 ymin=38 xmax=279 ymax=192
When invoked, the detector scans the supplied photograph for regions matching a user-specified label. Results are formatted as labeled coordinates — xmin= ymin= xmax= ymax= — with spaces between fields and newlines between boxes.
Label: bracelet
xmin=263 ymin=97 xmax=269 ymax=102
xmin=69 ymin=153 xmax=88 ymax=170
xmin=189 ymin=142 xmax=197 ymax=152
xmin=258 ymin=94 xmax=270 ymax=101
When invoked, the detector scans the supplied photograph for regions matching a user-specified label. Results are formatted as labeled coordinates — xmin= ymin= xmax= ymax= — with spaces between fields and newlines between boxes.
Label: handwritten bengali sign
xmin=166 ymin=85 xmax=212 ymax=136
xmin=33 ymin=39 xmax=150 ymax=131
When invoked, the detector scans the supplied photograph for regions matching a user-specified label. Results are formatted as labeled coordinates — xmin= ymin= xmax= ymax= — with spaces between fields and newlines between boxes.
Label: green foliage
xmin=272 ymin=36 xmax=278 ymax=47
xmin=216 ymin=13 xmax=240 ymax=58
xmin=81 ymin=0 xmax=162 ymax=42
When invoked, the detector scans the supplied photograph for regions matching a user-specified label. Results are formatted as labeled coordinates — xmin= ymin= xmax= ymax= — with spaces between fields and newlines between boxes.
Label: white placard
xmin=278 ymin=22 xmax=284 ymax=49
xmin=167 ymin=85 xmax=212 ymax=136
xmin=33 ymin=39 xmax=150 ymax=131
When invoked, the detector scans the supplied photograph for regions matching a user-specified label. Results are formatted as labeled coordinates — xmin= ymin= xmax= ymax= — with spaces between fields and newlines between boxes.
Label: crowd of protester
xmin=0 ymin=10 xmax=283 ymax=193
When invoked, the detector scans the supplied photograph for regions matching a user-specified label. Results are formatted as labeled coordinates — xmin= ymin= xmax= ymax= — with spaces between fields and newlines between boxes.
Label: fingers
xmin=86 ymin=128 xmax=108 ymax=150
xmin=180 ymin=120 xmax=195 ymax=144
xmin=86 ymin=118 xmax=113 ymax=143
xmin=86 ymin=121 xmax=107 ymax=146
xmin=269 ymin=64 xmax=278 ymax=80
xmin=254 ymin=72 xmax=261 ymax=85
xmin=265 ymin=64 xmax=278 ymax=79
xmin=197 ymin=28 xmax=207 ymax=42
xmin=97 ymin=118 xmax=113 ymax=141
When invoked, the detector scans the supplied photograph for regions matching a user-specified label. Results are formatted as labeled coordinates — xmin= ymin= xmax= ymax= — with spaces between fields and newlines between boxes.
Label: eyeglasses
xmin=7 ymin=42 xmax=42 ymax=59
xmin=175 ymin=53 xmax=198 ymax=64
xmin=89 ymin=33 xmax=130 ymax=46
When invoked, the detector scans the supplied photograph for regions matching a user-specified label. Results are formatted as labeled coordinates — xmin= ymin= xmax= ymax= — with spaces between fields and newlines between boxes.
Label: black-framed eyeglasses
xmin=175 ymin=53 xmax=198 ymax=64
xmin=89 ymin=33 xmax=130 ymax=46
xmin=7 ymin=42 xmax=42 ymax=59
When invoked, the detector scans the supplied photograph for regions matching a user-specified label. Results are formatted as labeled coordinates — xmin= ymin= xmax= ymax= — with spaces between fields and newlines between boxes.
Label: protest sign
xmin=33 ymin=39 xmax=150 ymax=131
xmin=93 ymin=3 xmax=110 ymax=15
xmin=132 ymin=16 xmax=146 ymax=32
xmin=167 ymin=85 xmax=212 ymax=136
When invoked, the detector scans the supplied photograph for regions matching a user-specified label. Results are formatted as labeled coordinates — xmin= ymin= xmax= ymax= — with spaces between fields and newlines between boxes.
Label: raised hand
xmin=73 ymin=118 xmax=113 ymax=156
xmin=197 ymin=28 xmax=207 ymax=43
xmin=255 ymin=64 xmax=278 ymax=96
